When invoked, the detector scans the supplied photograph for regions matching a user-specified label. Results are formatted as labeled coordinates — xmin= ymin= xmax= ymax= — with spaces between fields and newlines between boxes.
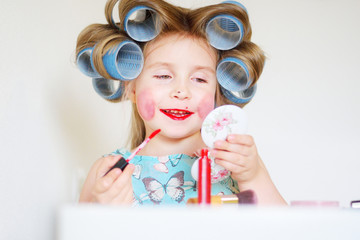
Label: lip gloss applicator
xmin=105 ymin=129 xmax=161 ymax=175
xmin=127 ymin=129 xmax=161 ymax=161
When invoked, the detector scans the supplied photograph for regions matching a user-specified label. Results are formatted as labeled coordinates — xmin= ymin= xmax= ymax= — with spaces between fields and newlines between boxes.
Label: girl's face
xmin=130 ymin=33 xmax=217 ymax=139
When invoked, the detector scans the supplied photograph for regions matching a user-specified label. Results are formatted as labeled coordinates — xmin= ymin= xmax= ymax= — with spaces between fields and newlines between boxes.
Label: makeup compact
xmin=191 ymin=105 xmax=248 ymax=183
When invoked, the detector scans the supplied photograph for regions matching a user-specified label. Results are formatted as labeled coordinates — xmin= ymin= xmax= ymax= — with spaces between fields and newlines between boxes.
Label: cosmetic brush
xmin=105 ymin=129 xmax=161 ymax=175
xmin=187 ymin=189 xmax=257 ymax=205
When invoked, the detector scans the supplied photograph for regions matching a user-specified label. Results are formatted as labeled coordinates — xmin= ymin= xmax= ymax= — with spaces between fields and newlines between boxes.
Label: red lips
xmin=160 ymin=109 xmax=194 ymax=120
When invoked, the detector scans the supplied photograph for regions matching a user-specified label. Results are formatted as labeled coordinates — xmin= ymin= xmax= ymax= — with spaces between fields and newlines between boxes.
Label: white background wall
xmin=1 ymin=0 xmax=359 ymax=239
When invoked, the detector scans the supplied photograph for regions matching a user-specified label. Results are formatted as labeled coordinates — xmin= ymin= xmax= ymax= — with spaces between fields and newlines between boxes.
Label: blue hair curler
xmin=92 ymin=77 xmax=124 ymax=100
xmin=222 ymin=1 xmax=248 ymax=13
xmin=221 ymin=83 xmax=257 ymax=104
xmin=105 ymin=0 xmax=120 ymax=29
xmin=205 ymin=14 xmax=245 ymax=50
xmin=76 ymin=48 xmax=101 ymax=78
xmin=101 ymin=40 xmax=144 ymax=80
xmin=216 ymin=57 xmax=251 ymax=92
xmin=124 ymin=6 xmax=161 ymax=42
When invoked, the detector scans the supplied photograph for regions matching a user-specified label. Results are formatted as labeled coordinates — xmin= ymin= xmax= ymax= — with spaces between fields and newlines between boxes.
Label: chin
xmin=163 ymin=128 xmax=201 ymax=140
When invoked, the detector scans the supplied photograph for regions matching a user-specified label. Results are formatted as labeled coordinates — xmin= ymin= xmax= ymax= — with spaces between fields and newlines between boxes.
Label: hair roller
xmin=217 ymin=57 xmax=251 ymax=92
xmin=218 ymin=41 xmax=265 ymax=87
xmin=117 ymin=0 xmax=187 ymax=42
xmin=77 ymin=48 xmax=101 ymax=78
xmin=217 ymin=41 xmax=265 ymax=103
xmin=105 ymin=0 xmax=121 ymax=29
xmin=91 ymin=33 xmax=144 ymax=80
xmin=124 ymin=5 xmax=161 ymax=42
xmin=92 ymin=77 xmax=124 ymax=100
xmin=76 ymin=24 xmax=120 ymax=55
xmin=189 ymin=1 xmax=251 ymax=50
xmin=76 ymin=24 xmax=120 ymax=78
xmin=222 ymin=1 xmax=248 ymax=13
xmin=206 ymin=15 xmax=245 ymax=50
xmin=220 ymin=83 xmax=257 ymax=104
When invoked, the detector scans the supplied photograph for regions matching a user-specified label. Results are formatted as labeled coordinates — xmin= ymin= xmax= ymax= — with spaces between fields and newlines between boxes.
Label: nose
xmin=170 ymin=82 xmax=191 ymax=100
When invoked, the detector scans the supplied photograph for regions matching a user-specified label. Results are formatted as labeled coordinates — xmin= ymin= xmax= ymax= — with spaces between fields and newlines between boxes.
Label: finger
xmin=94 ymin=167 xmax=122 ymax=193
xmin=96 ymin=155 xmax=123 ymax=178
xmin=211 ymin=148 xmax=246 ymax=166
xmin=213 ymin=140 xmax=235 ymax=153
xmin=214 ymin=158 xmax=244 ymax=173
xmin=110 ymin=183 xmax=134 ymax=205
xmin=227 ymin=134 xmax=255 ymax=146
xmin=113 ymin=164 xmax=135 ymax=189
xmin=105 ymin=164 xmax=135 ymax=199
xmin=123 ymin=187 xmax=135 ymax=204
xmin=213 ymin=140 xmax=252 ymax=157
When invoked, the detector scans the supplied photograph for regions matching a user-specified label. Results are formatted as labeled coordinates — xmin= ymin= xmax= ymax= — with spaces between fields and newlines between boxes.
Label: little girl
xmin=76 ymin=0 xmax=287 ymax=205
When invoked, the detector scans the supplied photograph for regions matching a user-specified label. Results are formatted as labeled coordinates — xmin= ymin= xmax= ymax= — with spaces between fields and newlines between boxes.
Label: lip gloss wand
xmin=105 ymin=129 xmax=161 ymax=174
xmin=126 ymin=129 xmax=161 ymax=162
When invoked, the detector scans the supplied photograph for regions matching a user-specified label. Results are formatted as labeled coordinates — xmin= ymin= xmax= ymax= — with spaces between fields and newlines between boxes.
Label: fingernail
xmin=214 ymin=141 xmax=221 ymax=147
xmin=227 ymin=135 xmax=235 ymax=141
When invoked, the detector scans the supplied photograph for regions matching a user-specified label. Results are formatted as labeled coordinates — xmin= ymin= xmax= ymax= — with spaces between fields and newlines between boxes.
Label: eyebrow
xmin=146 ymin=62 xmax=215 ymax=74
xmin=193 ymin=65 xmax=216 ymax=75
xmin=146 ymin=62 xmax=171 ymax=70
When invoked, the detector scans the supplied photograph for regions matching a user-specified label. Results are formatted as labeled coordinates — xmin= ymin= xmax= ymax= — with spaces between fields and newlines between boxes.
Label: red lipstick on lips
xmin=160 ymin=109 xmax=194 ymax=120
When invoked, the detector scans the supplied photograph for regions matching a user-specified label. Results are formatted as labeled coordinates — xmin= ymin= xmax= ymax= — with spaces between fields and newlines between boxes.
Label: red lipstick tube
xmin=198 ymin=149 xmax=211 ymax=205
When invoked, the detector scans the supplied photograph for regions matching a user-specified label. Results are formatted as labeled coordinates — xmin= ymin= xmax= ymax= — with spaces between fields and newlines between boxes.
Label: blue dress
xmin=111 ymin=148 xmax=239 ymax=205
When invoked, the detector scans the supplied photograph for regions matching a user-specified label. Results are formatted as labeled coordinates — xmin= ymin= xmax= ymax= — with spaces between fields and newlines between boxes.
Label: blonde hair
xmin=76 ymin=0 xmax=265 ymax=149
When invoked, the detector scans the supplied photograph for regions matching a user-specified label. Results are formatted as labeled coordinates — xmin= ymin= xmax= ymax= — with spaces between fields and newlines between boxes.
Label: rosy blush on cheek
xmin=136 ymin=90 xmax=155 ymax=121
xmin=197 ymin=94 xmax=215 ymax=120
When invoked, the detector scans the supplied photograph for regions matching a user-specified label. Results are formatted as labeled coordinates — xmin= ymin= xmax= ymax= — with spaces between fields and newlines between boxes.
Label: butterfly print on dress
xmin=153 ymin=155 xmax=182 ymax=173
xmin=142 ymin=171 xmax=185 ymax=204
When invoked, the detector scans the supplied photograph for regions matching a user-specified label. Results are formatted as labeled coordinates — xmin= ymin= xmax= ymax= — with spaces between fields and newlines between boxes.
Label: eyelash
xmin=153 ymin=75 xmax=208 ymax=83
xmin=194 ymin=78 xmax=208 ymax=83
xmin=154 ymin=75 xmax=172 ymax=80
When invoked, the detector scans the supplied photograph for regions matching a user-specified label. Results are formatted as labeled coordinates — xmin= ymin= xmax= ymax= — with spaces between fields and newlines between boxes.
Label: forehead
xmin=143 ymin=33 xmax=218 ymax=68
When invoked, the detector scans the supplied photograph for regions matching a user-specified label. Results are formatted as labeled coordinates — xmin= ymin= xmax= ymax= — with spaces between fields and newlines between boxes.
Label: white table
xmin=57 ymin=205 xmax=360 ymax=240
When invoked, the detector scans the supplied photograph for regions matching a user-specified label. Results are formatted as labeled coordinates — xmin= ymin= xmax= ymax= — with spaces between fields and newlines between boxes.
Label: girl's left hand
xmin=210 ymin=134 xmax=262 ymax=185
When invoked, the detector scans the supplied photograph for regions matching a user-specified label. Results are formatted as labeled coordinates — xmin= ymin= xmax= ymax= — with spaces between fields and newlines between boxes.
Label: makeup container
xmin=290 ymin=201 xmax=340 ymax=207
xmin=187 ymin=190 xmax=257 ymax=205
xmin=198 ymin=149 xmax=211 ymax=205
xmin=350 ymin=200 xmax=360 ymax=208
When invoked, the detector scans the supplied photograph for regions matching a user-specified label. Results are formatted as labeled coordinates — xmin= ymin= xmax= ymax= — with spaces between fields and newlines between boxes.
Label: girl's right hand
xmin=80 ymin=155 xmax=135 ymax=205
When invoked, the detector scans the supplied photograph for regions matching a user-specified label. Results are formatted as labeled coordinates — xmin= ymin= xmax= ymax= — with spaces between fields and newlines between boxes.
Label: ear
xmin=125 ymin=80 xmax=136 ymax=103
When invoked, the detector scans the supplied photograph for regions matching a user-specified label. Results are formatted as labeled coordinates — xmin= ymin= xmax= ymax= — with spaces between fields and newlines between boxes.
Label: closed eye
xmin=193 ymin=78 xmax=208 ymax=83
xmin=154 ymin=75 xmax=172 ymax=80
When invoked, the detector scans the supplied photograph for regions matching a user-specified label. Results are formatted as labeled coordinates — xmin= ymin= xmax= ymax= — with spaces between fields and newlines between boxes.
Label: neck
xmin=136 ymin=131 xmax=206 ymax=157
